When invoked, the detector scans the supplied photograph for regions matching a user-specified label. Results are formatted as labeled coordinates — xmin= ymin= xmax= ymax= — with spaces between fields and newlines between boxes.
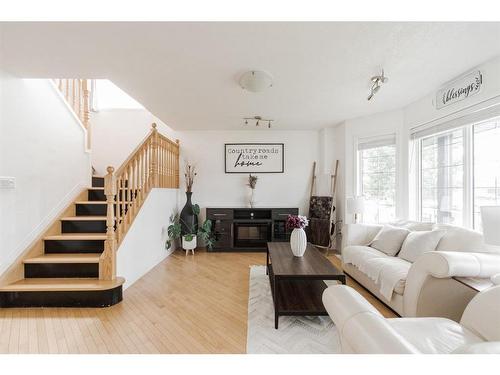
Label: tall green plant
xmin=166 ymin=203 xmax=215 ymax=250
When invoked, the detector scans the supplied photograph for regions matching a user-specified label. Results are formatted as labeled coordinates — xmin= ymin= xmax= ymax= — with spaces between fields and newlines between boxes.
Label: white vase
xmin=182 ymin=235 xmax=197 ymax=250
xmin=249 ymin=188 xmax=256 ymax=208
xmin=290 ymin=228 xmax=307 ymax=257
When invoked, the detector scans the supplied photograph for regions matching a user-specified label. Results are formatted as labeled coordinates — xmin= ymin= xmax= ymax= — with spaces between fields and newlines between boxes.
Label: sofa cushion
xmin=369 ymin=225 xmax=410 ymax=256
xmin=390 ymin=220 xmax=435 ymax=231
xmin=398 ymin=230 xmax=446 ymax=263
xmin=342 ymin=245 xmax=388 ymax=269
xmin=388 ymin=317 xmax=483 ymax=354
xmin=434 ymin=224 xmax=485 ymax=252
xmin=343 ymin=245 xmax=410 ymax=297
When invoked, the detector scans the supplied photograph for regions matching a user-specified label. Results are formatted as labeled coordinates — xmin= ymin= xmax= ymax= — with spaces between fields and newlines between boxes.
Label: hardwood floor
xmin=0 ymin=249 xmax=396 ymax=354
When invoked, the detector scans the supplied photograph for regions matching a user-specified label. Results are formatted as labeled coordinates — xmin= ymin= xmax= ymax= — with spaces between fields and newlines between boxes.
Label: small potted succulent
xmin=166 ymin=204 xmax=215 ymax=253
xmin=286 ymin=215 xmax=309 ymax=257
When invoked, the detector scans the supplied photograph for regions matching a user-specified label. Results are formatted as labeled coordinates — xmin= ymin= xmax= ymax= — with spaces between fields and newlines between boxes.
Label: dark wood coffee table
xmin=266 ymin=242 xmax=346 ymax=329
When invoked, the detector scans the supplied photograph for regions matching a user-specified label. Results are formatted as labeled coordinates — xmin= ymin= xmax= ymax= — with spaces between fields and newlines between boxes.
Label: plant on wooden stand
xmin=166 ymin=204 xmax=216 ymax=252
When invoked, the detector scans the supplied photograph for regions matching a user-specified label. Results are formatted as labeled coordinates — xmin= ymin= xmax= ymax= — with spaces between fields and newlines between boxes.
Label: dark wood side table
xmin=266 ymin=242 xmax=346 ymax=329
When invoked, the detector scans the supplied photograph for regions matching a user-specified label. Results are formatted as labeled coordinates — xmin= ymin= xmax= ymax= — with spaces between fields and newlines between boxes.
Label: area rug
xmin=246 ymin=265 xmax=341 ymax=354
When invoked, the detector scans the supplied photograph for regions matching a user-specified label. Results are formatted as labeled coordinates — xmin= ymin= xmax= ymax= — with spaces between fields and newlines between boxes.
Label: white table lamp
xmin=347 ymin=196 xmax=365 ymax=223
xmin=480 ymin=206 xmax=500 ymax=246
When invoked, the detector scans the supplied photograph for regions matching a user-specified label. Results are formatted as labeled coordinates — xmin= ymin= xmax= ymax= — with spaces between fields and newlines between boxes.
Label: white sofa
xmin=322 ymin=284 xmax=500 ymax=354
xmin=341 ymin=222 xmax=500 ymax=320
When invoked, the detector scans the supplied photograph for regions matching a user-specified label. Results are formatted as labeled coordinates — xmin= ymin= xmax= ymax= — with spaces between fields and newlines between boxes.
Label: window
xmin=358 ymin=137 xmax=397 ymax=223
xmin=92 ymin=79 xmax=143 ymax=110
xmin=414 ymin=115 xmax=500 ymax=230
xmin=420 ymin=129 xmax=465 ymax=226
xmin=473 ymin=121 xmax=500 ymax=229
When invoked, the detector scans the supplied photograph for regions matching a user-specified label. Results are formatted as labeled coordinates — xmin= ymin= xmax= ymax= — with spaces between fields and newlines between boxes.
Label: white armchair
xmin=323 ymin=284 xmax=500 ymax=354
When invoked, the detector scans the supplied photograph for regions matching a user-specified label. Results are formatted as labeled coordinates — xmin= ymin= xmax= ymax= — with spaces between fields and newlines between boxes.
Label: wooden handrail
xmin=53 ymin=79 xmax=92 ymax=148
xmin=100 ymin=123 xmax=180 ymax=280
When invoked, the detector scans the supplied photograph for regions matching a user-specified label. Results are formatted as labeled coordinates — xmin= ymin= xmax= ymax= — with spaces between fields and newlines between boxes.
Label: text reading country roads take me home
xmin=227 ymin=146 xmax=280 ymax=168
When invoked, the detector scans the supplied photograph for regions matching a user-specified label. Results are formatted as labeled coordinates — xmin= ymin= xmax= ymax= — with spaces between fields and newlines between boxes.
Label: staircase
xmin=0 ymin=124 xmax=180 ymax=307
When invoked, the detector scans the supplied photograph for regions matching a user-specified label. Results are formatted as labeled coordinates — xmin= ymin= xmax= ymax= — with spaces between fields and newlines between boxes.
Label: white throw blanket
xmin=343 ymin=246 xmax=411 ymax=300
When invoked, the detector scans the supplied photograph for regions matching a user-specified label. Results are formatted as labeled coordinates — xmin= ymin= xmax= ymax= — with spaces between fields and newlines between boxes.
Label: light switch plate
xmin=0 ymin=177 xmax=16 ymax=189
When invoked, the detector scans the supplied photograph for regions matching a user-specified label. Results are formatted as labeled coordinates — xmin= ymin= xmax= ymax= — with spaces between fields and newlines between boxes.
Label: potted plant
xmin=286 ymin=215 xmax=309 ymax=257
xmin=166 ymin=204 xmax=216 ymax=252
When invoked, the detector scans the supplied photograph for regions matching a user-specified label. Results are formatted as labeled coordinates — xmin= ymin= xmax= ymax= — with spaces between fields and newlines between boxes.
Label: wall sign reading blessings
xmin=436 ymin=70 xmax=482 ymax=109
xmin=224 ymin=143 xmax=284 ymax=173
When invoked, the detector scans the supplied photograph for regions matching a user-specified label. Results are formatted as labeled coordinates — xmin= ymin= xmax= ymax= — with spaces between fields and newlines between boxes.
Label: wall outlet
xmin=0 ymin=177 xmax=16 ymax=189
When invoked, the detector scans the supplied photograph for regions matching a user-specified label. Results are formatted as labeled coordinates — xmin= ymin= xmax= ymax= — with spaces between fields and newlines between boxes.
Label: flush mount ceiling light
xmin=243 ymin=116 xmax=274 ymax=129
xmin=239 ymin=70 xmax=273 ymax=92
xmin=367 ymin=69 xmax=389 ymax=101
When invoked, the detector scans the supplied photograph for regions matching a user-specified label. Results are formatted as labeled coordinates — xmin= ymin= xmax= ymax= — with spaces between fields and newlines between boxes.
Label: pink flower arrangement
xmin=286 ymin=215 xmax=309 ymax=230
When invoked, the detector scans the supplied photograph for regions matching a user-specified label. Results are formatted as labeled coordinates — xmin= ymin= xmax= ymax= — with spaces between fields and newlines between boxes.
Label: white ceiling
xmin=1 ymin=22 xmax=500 ymax=130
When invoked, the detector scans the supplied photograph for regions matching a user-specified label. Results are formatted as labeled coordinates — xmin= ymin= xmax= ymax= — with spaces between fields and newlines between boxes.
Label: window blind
xmin=357 ymin=135 xmax=396 ymax=151
xmin=410 ymin=103 xmax=500 ymax=140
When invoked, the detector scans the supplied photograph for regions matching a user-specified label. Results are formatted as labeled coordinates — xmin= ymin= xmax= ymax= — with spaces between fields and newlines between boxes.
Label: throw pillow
xmin=369 ymin=225 xmax=410 ymax=256
xmin=398 ymin=230 xmax=446 ymax=263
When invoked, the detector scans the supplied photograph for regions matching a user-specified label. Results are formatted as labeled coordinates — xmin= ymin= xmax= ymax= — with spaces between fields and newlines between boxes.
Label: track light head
xmin=367 ymin=69 xmax=388 ymax=101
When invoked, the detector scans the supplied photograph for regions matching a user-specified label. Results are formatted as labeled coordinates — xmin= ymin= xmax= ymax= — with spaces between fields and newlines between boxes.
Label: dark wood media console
xmin=206 ymin=207 xmax=299 ymax=252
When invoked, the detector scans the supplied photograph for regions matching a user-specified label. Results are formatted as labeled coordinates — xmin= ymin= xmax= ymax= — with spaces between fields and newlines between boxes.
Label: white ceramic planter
xmin=182 ymin=235 xmax=197 ymax=250
xmin=249 ymin=188 xmax=257 ymax=208
xmin=290 ymin=228 xmax=307 ymax=257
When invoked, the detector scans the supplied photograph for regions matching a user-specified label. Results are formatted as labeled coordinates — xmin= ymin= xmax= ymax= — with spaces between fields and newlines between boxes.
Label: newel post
xmin=100 ymin=166 xmax=117 ymax=280
xmin=151 ymin=123 xmax=159 ymax=187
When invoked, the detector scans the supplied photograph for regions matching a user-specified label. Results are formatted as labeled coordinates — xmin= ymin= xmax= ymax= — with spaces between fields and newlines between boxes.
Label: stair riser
xmin=94 ymin=180 xmax=128 ymax=188
xmin=25 ymin=263 xmax=99 ymax=278
xmin=62 ymin=220 xmax=106 ymax=233
xmin=76 ymin=203 xmax=127 ymax=216
xmin=88 ymin=189 xmax=137 ymax=201
xmin=92 ymin=177 xmax=104 ymax=187
xmin=44 ymin=240 xmax=104 ymax=254
xmin=0 ymin=287 xmax=123 ymax=308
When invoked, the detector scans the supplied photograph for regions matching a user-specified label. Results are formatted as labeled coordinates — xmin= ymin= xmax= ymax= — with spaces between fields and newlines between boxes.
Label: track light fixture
xmin=367 ymin=69 xmax=388 ymax=101
xmin=243 ymin=116 xmax=274 ymax=128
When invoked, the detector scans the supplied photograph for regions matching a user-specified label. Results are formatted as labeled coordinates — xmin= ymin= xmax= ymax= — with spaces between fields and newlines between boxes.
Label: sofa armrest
xmin=415 ymin=251 xmax=500 ymax=279
xmin=403 ymin=252 xmax=500 ymax=319
xmin=341 ymin=223 xmax=382 ymax=248
xmin=342 ymin=313 xmax=419 ymax=354
xmin=322 ymin=285 xmax=419 ymax=353
xmin=322 ymin=285 xmax=382 ymax=329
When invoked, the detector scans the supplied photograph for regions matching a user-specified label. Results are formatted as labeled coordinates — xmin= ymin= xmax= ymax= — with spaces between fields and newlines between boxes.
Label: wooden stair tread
xmin=44 ymin=234 xmax=107 ymax=240
xmin=24 ymin=254 xmax=101 ymax=264
xmin=75 ymin=201 xmax=107 ymax=204
xmin=75 ymin=201 xmax=132 ymax=204
xmin=61 ymin=216 xmax=107 ymax=221
xmin=0 ymin=277 xmax=125 ymax=292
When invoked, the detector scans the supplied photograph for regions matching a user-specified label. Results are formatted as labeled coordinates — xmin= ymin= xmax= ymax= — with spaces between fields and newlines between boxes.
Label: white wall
xmin=176 ymin=130 xmax=320 ymax=219
xmin=90 ymin=109 xmax=176 ymax=176
xmin=0 ymin=70 xmax=91 ymax=275
xmin=117 ymin=188 xmax=178 ymax=289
